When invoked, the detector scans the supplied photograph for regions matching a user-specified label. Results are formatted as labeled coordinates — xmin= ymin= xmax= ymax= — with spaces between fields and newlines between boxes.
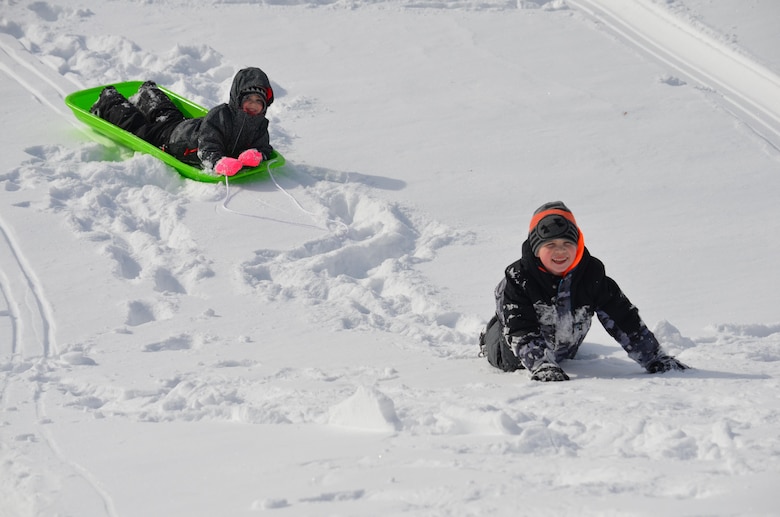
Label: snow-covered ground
xmin=1 ymin=0 xmax=779 ymax=515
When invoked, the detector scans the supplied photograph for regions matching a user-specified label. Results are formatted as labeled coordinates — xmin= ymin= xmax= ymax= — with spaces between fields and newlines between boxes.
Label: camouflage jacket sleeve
xmin=591 ymin=273 xmax=662 ymax=367
xmin=500 ymin=264 xmax=554 ymax=370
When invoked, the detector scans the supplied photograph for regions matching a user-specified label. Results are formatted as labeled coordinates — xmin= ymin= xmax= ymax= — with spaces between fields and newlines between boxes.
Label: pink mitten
xmin=238 ymin=149 xmax=264 ymax=167
xmin=215 ymin=157 xmax=243 ymax=176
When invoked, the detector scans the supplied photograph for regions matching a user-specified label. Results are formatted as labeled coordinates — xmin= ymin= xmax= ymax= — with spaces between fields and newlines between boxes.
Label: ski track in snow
xmin=0 ymin=217 xmax=55 ymax=360
xmin=569 ymin=0 xmax=780 ymax=151
xmin=0 ymin=27 xmax=122 ymax=517
xmin=1 ymin=0 xmax=780 ymax=515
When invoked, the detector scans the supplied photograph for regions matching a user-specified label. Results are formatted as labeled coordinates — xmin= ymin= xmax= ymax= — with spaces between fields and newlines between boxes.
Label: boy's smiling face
xmin=536 ymin=238 xmax=577 ymax=275
xmin=241 ymin=93 xmax=266 ymax=116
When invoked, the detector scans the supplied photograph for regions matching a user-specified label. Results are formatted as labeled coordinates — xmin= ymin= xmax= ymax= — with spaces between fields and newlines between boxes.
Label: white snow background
xmin=2 ymin=0 xmax=780 ymax=515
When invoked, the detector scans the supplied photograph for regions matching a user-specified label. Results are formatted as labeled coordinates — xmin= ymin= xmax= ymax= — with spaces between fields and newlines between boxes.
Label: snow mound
xmin=328 ymin=385 xmax=401 ymax=432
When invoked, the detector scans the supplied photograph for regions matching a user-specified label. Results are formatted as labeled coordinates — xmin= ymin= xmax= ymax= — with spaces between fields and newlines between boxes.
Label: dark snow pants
xmin=479 ymin=315 xmax=522 ymax=372
xmin=93 ymin=83 xmax=185 ymax=149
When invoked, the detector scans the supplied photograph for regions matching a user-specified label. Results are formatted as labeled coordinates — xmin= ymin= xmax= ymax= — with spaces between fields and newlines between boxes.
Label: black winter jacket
xmin=165 ymin=67 xmax=274 ymax=168
xmin=496 ymin=240 xmax=662 ymax=371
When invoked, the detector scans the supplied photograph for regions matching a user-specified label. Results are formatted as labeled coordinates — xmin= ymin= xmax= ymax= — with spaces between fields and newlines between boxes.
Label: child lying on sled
xmin=91 ymin=67 xmax=273 ymax=177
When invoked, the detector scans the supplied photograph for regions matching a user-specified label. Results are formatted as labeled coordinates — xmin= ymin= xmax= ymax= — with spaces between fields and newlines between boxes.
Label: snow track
xmin=0 ymin=219 xmax=56 ymax=360
xmin=0 ymin=33 xmax=83 ymax=122
xmin=0 ymin=33 xmax=61 ymax=360
xmin=0 ymin=33 xmax=59 ymax=358
xmin=0 ymin=32 xmax=118 ymax=517
xmin=569 ymin=0 xmax=780 ymax=150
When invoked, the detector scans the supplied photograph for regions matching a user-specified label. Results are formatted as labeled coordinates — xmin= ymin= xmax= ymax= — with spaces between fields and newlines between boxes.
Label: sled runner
xmin=64 ymin=81 xmax=285 ymax=183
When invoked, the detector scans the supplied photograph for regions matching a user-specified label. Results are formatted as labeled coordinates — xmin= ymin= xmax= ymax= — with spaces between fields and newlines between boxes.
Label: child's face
xmin=242 ymin=94 xmax=266 ymax=116
xmin=536 ymin=239 xmax=577 ymax=276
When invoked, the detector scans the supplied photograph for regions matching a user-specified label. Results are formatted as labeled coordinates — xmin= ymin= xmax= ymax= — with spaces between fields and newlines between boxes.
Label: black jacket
xmin=497 ymin=240 xmax=662 ymax=371
xmin=166 ymin=67 xmax=274 ymax=168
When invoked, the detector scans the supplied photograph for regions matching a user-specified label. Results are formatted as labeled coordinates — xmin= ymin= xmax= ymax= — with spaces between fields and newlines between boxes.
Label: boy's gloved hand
xmin=646 ymin=355 xmax=690 ymax=373
xmin=530 ymin=363 xmax=570 ymax=382
xmin=215 ymin=157 xmax=243 ymax=176
xmin=238 ymin=149 xmax=264 ymax=167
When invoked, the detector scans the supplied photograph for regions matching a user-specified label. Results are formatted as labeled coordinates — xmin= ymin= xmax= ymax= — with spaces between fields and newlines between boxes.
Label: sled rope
xmin=221 ymin=159 xmax=348 ymax=234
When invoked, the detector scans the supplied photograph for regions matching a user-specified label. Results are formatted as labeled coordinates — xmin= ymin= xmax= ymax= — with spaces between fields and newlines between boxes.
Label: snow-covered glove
xmin=238 ymin=149 xmax=264 ymax=167
xmin=530 ymin=363 xmax=570 ymax=382
xmin=215 ymin=157 xmax=243 ymax=176
xmin=646 ymin=355 xmax=690 ymax=373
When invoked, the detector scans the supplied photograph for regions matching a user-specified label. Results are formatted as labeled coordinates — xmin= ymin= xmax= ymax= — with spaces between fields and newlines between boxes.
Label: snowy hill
xmin=1 ymin=0 xmax=779 ymax=515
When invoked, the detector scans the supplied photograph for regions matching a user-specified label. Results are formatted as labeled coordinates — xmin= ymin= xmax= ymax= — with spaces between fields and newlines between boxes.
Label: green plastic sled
xmin=64 ymin=81 xmax=285 ymax=183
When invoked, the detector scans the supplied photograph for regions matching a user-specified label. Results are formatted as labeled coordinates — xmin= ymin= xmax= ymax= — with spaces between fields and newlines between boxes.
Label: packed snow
xmin=1 ymin=0 xmax=780 ymax=515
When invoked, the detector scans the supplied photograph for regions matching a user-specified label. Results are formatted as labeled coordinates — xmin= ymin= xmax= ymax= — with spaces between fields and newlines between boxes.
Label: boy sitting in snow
xmin=479 ymin=201 xmax=689 ymax=381
xmin=90 ymin=67 xmax=274 ymax=177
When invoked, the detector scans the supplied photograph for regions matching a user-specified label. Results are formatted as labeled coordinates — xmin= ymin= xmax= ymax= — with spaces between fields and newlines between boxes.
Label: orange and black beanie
xmin=528 ymin=201 xmax=580 ymax=255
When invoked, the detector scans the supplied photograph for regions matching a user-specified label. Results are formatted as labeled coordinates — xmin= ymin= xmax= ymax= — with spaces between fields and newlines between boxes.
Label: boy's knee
xmin=481 ymin=317 xmax=521 ymax=372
